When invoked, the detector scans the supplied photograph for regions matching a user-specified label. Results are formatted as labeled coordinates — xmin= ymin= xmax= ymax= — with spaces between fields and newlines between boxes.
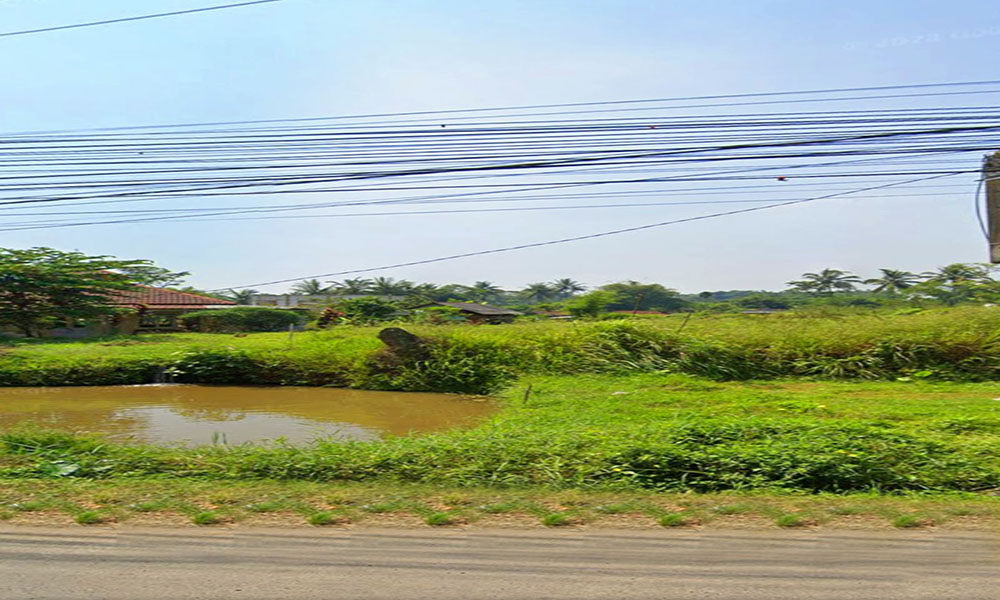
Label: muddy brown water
xmin=0 ymin=385 xmax=496 ymax=446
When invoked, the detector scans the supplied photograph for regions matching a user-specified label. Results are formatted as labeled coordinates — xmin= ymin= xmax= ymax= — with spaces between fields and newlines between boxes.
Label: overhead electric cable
xmin=0 ymin=0 xmax=284 ymax=38
xmin=210 ymin=173 xmax=961 ymax=290
xmin=2 ymin=79 xmax=999 ymax=136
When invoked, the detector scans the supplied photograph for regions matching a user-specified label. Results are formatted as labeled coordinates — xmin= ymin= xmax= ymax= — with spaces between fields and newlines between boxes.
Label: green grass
xmin=892 ymin=514 xmax=932 ymax=528
xmin=308 ymin=511 xmax=346 ymax=526
xmin=245 ymin=500 xmax=284 ymax=513
xmin=74 ymin=510 xmax=105 ymax=525
xmin=775 ymin=513 xmax=812 ymax=528
xmin=2 ymin=480 xmax=999 ymax=528
xmin=191 ymin=511 xmax=223 ymax=525
xmin=658 ymin=513 xmax=694 ymax=527
xmin=425 ymin=512 xmax=459 ymax=526
xmin=540 ymin=512 xmax=575 ymax=527
xmin=2 ymin=375 xmax=1000 ymax=494
xmin=2 ymin=307 xmax=997 ymax=390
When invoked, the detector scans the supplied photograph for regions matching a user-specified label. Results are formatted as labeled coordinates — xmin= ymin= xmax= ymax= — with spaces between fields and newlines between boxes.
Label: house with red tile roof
xmin=42 ymin=285 xmax=235 ymax=337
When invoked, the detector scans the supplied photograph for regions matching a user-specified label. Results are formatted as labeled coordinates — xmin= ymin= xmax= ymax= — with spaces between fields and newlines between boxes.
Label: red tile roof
xmin=109 ymin=286 xmax=235 ymax=307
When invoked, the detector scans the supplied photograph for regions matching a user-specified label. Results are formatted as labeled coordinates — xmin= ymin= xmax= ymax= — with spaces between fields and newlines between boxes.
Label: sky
xmin=1 ymin=0 xmax=998 ymax=293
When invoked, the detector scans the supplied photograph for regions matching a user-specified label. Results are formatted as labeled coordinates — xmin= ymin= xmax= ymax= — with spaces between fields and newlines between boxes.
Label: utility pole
xmin=986 ymin=151 xmax=1000 ymax=263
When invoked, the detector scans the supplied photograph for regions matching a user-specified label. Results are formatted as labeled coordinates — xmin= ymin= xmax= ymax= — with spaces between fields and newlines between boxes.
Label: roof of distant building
xmin=110 ymin=286 xmax=235 ymax=307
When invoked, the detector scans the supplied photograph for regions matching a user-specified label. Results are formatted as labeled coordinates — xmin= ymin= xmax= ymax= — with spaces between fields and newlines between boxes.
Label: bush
xmin=565 ymin=291 xmax=618 ymax=318
xmin=178 ymin=307 xmax=303 ymax=333
xmin=335 ymin=298 xmax=399 ymax=322
xmin=167 ymin=349 xmax=261 ymax=384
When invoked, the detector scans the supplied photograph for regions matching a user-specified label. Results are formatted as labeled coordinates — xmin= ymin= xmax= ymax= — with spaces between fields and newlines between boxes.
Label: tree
xmin=522 ymin=282 xmax=555 ymax=303
xmin=290 ymin=279 xmax=332 ymax=295
xmin=116 ymin=264 xmax=190 ymax=287
xmin=864 ymin=269 xmax=921 ymax=294
xmin=220 ymin=289 xmax=259 ymax=304
xmin=0 ymin=247 xmax=173 ymax=337
xmin=922 ymin=263 xmax=994 ymax=285
xmin=468 ymin=281 xmax=503 ymax=303
xmin=335 ymin=297 xmax=398 ymax=322
xmin=565 ymin=290 xmax=618 ymax=318
xmin=787 ymin=269 xmax=862 ymax=294
xmin=369 ymin=277 xmax=414 ymax=297
xmin=422 ymin=283 xmax=473 ymax=302
xmin=551 ymin=278 xmax=586 ymax=299
xmin=330 ymin=278 xmax=372 ymax=295
xmin=598 ymin=281 xmax=690 ymax=312
xmin=408 ymin=282 xmax=443 ymax=301
xmin=908 ymin=263 xmax=999 ymax=305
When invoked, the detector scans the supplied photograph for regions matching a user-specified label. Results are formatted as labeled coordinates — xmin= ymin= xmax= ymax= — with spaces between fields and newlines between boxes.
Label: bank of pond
xmin=2 ymin=374 xmax=1000 ymax=495
xmin=1 ymin=308 xmax=997 ymax=393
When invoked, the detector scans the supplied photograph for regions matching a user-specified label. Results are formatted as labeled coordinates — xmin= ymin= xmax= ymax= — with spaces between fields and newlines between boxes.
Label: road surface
xmin=1 ymin=527 xmax=998 ymax=599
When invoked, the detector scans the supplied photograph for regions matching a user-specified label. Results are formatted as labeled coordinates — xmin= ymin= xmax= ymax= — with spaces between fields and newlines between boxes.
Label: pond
xmin=0 ymin=385 xmax=496 ymax=446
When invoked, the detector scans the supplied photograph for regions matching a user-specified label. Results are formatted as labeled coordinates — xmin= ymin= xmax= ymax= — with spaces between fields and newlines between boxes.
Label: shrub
xmin=565 ymin=291 xmax=619 ymax=318
xmin=335 ymin=298 xmax=399 ymax=322
xmin=179 ymin=307 xmax=303 ymax=333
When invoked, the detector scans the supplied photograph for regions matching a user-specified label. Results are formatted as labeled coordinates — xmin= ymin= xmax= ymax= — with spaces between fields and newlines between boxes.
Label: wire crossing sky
xmin=0 ymin=0 xmax=285 ymax=39
xmin=2 ymin=0 xmax=997 ymax=291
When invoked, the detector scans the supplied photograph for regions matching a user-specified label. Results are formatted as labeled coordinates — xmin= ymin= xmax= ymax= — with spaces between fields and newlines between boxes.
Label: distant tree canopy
xmin=0 ymin=247 xmax=184 ymax=336
xmin=787 ymin=269 xmax=862 ymax=294
xmin=598 ymin=281 xmax=690 ymax=312
xmin=334 ymin=297 xmax=399 ymax=321
xmin=565 ymin=290 xmax=619 ymax=318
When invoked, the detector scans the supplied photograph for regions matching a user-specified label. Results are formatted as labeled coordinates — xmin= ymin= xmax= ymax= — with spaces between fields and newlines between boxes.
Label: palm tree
xmin=551 ymin=278 xmax=586 ymax=299
xmin=922 ymin=263 xmax=992 ymax=285
xmin=369 ymin=277 xmax=415 ymax=297
xmin=329 ymin=278 xmax=372 ymax=295
xmin=221 ymin=288 xmax=258 ymax=304
xmin=864 ymin=269 xmax=921 ymax=294
xmin=290 ymin=279 xmax=332 ymax=295
xmin=522 ymin=282 xmax=555 ymax=303
xmin=787 ymin=269 xmax=861 ymax=294
xmin=468 ymin=281 xmax=503 ymax=303
xmin=409 ymin=282 xmax=442 ymax=300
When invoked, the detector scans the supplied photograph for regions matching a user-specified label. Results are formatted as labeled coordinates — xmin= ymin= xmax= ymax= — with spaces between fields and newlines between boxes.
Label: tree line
xmin=3 ymin=246 xmax=998 ymax=337
xmin=215 ymin=263 xmax=1000 ymax=311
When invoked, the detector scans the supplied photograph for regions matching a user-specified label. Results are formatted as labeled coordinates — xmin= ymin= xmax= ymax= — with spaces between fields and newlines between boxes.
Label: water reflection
xmin=0 ymin=385 xmax=495 ymax=446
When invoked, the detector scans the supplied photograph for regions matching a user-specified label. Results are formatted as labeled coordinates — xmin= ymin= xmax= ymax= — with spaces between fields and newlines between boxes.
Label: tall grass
xmin=1 ymin=307 xmax=997 ymax=392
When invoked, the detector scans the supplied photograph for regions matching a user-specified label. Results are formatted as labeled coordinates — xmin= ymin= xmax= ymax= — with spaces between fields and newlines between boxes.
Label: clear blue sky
xmin=1 ymin=0 xmax=998 ymax=292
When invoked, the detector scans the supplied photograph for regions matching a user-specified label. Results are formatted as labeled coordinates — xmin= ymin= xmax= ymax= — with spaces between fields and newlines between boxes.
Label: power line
xmin=0 ymin=0 xmax=284 ymax=39
xmin=210 ymin=173 xmax=962 ymax=290
xmin=3 ymin=79 xmax=1000 ymax=136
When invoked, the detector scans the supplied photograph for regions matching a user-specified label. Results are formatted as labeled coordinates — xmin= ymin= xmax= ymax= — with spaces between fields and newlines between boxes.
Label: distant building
xmin=413 ymin=301 xmax=523 ymax=324
xmin=249 ymin=294 xmax=406 ymax=307
xmin=32 ymin=286 xmax=235 ymax=337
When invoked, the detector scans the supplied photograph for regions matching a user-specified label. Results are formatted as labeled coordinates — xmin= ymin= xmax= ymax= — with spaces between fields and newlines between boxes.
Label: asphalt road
xmin=1 ymin=527 xmax=998 ymax=599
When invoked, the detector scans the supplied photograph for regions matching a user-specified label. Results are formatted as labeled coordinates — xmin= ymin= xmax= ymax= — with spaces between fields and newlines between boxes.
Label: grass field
xmin=3 ymin=375 xmax=999 ymax=494
xmin=2 ymin=306 xmax=998 ymax=391
xmin=2 ymin=308 xmax=999 ymax=526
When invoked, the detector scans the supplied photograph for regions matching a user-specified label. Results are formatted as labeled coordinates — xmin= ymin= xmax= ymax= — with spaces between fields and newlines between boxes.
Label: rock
xmin=378 ymin=327 xmax=428 ymax=359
